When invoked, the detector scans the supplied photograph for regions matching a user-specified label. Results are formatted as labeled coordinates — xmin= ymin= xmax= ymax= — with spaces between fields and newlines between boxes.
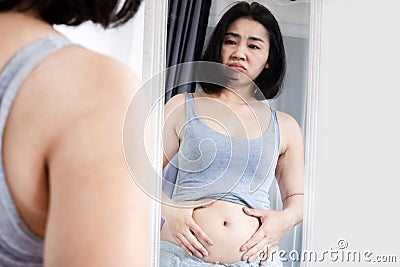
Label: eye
xmin=248 ymin=44 xmax=260 ymax=49
xmin=224 ymin=39 xmax=236 ymax=45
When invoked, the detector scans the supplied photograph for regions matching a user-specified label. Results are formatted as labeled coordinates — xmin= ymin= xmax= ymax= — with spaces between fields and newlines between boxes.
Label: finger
xmin=189 ymin=220 xmax=214 ymax=246
xmin=258 ymin=250 xmax=267 ymax=265
xmin=242 ymin=207 xmax=264 ymax=218
xmin=242 ymin=239 xmax=268 ymax=262
xmin=259 ymin=245 xmax=278 ymax=265
xmin=247 ymin=244 xmax=266 ymax=263
xmin=245 ymin=242 xmax=269 ymax=262
xmin=175 ymin=237 xmax=193 ymax=257
xmin=249 ymin=248 xmax=266 ymax=263
xmin=184 ymin=229 xmax=209 ymax=257
xmin=265 ymin=245 xmax=277 ymax=260
xmin=178 ymin=233 xmax=205 ymax=258
xmin=240 ymin=229 xmax=266 ymax=252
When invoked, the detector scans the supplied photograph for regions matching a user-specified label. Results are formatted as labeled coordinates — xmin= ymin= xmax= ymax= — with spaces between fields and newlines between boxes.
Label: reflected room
xmin=162 ymin=1 xmax=310 ymax=266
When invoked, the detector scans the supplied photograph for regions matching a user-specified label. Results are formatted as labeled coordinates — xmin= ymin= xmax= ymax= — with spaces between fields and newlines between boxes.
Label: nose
xmin=231 ymin=43 xmax=246 ymax=61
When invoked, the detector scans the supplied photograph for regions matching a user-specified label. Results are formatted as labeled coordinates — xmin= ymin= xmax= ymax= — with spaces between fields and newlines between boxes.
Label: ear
xmin=265 ymin=63 xmax=270 ymax=69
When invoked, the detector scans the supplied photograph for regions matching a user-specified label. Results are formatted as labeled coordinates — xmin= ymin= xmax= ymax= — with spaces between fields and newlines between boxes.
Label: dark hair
xmin=0 ymin=0 xmax=142 ymax=28
xmin=201 ymin=1 xmax=286 ymax=99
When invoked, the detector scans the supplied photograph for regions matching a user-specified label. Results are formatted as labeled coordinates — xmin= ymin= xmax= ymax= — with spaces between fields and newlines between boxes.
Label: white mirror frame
xmin=142 ymin=0 xmax=168 ymax=266
xmin=142 ymin=1 xmax=322 ymax=266
xmin=302 ymin=0 xmax=321 ymax=266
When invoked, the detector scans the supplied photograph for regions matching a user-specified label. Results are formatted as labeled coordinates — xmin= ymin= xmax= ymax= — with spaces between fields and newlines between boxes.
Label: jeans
xmin=159 ymin=240 xmax=283 ymax=267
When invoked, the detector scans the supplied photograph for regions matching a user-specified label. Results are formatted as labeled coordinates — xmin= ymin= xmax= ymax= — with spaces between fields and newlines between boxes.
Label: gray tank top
xmin=170 ymin=93 xmax=280 ymax=210
xmin=0 ymin=35 xmax=72 ymax=266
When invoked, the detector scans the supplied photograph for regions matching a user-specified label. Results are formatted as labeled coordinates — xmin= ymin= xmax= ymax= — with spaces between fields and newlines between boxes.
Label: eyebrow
xmin=224 ymin=32 xmax=265 ymax=43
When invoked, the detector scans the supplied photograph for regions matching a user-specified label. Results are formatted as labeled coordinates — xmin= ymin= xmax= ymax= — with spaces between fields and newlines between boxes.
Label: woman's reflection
xmin=160 ymin=2 xmax=304 ymax=266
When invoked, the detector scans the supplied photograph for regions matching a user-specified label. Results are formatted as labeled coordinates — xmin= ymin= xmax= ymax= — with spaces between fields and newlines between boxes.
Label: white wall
xmin=208 ymin=0 xmax=310 ymax=38
xmin=309 ymin=0 xmax=400 ymax=266
xmin=55 ymin=3 xmax=144 ymax=77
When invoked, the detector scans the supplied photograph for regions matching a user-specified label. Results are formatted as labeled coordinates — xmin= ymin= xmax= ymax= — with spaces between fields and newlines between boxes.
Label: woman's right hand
xmin=161 ymin=200 xmax=214 ymax=258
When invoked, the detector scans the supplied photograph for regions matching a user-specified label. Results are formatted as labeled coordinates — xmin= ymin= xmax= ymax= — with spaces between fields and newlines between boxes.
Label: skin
xmin=221 ymin=18 xmax=270 ymax=81
xmin=0 ymin=10 xmax=150 ymax=266
xmin=161 ymin=18 xmax=304 ymax=265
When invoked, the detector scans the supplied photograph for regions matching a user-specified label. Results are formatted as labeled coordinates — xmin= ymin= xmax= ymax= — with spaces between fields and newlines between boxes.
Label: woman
xmin=161 ymin=2 xmax=304 ymax=266
xmin=0 ymin=1 xmax=149 ymax=266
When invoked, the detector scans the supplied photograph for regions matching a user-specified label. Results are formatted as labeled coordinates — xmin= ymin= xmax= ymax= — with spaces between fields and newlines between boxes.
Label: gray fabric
xmin=163 ymin=0 xmax=212 ymax=201
xmin=160 ymin=240 xmax=282 ymax=267
xmin=0 ymin=35 xmax=72 ymax=266
xmin=166 ymin=93 xmax=280 ymax=210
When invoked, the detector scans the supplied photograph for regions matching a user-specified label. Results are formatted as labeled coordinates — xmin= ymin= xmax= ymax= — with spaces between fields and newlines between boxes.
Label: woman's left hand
xmin=240 ymin=207 xmax=293 ymax=265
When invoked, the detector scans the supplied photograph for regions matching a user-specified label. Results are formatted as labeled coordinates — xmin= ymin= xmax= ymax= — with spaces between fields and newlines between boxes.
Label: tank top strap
xmin=271 ymin=107 xmax=279 ymax=127
xmin=184 ymin=92 xmax=198 ymax=122
xmin=0 ymin=35 xmax=72 ymax=133
xmin=261 ymin=99 xmax=280 ymax=148
xmin=270 ymin=107 xmax=281 ymax=158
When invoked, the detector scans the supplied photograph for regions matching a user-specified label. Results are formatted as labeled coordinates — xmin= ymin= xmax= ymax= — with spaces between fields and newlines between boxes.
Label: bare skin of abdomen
xmin=160 ymin=200 xmax=260 ymax=264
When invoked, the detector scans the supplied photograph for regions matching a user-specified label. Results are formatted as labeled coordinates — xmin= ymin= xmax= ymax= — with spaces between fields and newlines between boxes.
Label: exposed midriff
xmin=160 ymin=199 xmax=260 ymax=264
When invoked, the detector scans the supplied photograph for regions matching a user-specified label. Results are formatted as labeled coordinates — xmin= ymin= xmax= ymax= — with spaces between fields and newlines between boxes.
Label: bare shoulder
xmin=164 ymin=92 xmax=186 ymax=112
xmin=164 ymin=92 xmax=186 ymax=125
xmin=54 ymin=45 xmax=140 ymax=100
xmin=37 ymin=45 xmax=141 ymax=137
xmin=276 ymin=111 xmax=301 ymax=131
xmin=40 ymin=44 xmax=142 ymax=152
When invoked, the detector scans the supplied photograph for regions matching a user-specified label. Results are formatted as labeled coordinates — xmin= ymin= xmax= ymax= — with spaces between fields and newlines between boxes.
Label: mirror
xmin=142 ymin=0 xmax=320 ymax=266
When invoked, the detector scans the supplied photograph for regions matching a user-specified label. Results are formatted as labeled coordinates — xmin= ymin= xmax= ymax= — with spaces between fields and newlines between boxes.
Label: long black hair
xmin=201 ymin=1 xmax=286 ymax=99
xmin=0 ymin=0 xmax=142 ymax=28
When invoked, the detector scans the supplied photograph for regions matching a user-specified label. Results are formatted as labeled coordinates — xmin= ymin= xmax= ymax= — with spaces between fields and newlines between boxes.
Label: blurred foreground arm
xmin=43 ymin=48 xmax=150 ymax=267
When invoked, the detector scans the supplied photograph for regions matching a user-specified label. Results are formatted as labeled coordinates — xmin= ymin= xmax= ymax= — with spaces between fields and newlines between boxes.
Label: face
xmin=221 ymin=18 xmax=270 ymax=82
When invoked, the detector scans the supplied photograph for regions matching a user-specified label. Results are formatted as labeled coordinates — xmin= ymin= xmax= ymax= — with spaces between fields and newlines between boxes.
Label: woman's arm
xmin=161 ymin=93 xmax=214 ymax=258
xmin=162 ymin=93 xmax=185 ymax=169
xmin=240 ymin=111 xmax=304 ymax=264
xmin=275 ymin=111 xmax=305 ymax=228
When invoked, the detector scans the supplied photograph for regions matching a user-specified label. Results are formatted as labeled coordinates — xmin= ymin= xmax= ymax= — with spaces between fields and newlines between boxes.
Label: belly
xmin=161 ymin=200 xmax=260 ymax=264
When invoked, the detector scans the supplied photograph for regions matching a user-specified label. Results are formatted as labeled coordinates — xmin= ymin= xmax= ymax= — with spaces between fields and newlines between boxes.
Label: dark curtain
xmin=163 ymin=0 xmax=212 ymax=199
xmin=164 ymin=0 xmax=212 ymax=101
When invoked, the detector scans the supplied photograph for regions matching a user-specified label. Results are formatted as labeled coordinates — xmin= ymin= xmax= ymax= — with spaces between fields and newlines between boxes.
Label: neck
xmin=0 ymin=10 xmax=61 ymax=39
xmin=0 ymin=8 xmax=53 ymax=28
xmin=218 ymin=86 xmax=256 ymax=105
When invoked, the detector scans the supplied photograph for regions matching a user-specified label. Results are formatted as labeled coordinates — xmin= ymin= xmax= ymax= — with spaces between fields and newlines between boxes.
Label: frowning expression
xmin=221 ymin=18 xmax=270 ymax=82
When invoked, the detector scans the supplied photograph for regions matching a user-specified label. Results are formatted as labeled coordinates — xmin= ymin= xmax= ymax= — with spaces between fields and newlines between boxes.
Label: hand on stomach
xmin=160 ymin=199 xmax=260 ymax=264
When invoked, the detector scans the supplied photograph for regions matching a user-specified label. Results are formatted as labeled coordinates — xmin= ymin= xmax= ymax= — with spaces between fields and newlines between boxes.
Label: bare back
xmin=0 ymin=12 xmax=71 ymax=240
xmin=0 ymin=11 xmax=150 ymax=266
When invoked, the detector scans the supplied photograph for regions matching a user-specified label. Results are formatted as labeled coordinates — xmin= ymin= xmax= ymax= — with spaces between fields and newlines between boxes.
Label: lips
xmin=228 ymin=63 xmax=246 ymax=72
